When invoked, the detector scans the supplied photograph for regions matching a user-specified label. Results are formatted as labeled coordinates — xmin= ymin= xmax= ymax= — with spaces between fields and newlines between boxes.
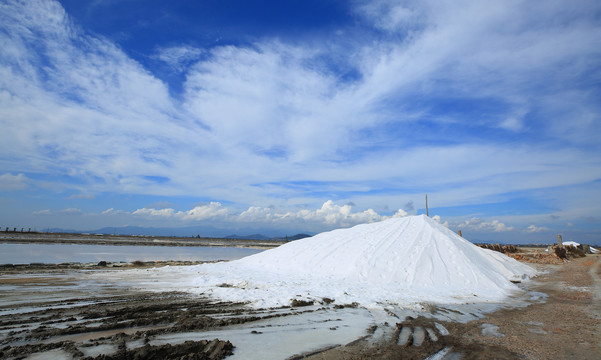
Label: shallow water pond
xmin=0 ymin=243 xmax=262 ymax=264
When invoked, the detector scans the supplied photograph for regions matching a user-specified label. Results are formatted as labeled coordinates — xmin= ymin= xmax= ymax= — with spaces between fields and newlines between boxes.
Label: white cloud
xmin=431 ymin=215 xmax=449 ymax=228
xmin=128 ymin=200 xmax=407 ymax=229
xmin=102 ymin=208 xmax=128 ymax=216
xmin=0 ymin=173 xmax=27 ymax=190
xmin=153 ymin=45 xmax=203 ymax=72
xmin=132 ymin=208 xmax=176 ymax=218
xmin=526 ymin=224 xmax=550 ymax=233
xmin=1 ymin=0 xmax=601 ymax=236
xmin=356 ymin=0 xmax=421 ymax=32
xmin=457 ymin=217 xmax=514 ymax=233
xmin=58 ymin=208 xmax=83 ymax=215
xmin=180 ymin=202 xmax=230 ymax=221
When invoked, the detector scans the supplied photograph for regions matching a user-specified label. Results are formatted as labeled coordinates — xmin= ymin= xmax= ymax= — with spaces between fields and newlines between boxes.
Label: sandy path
xmin=590 ymin=255 xmax=601 ymax=349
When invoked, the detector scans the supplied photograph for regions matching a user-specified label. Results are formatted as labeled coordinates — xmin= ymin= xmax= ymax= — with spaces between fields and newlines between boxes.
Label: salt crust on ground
xmin=139 ymin=215 xmax=536 ymax=308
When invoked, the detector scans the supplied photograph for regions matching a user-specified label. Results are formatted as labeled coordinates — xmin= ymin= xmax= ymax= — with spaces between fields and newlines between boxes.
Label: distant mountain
xmin=272 ymin=234 xmax=312 ymax=241
xmin=43 ymin=225 xmax=313 ymax=240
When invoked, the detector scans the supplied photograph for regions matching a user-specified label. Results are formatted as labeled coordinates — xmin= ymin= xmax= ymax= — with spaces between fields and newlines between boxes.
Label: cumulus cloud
xmin=457 ymin=217 xmax=514 ymax=232
xmin=431 ymin=215 xmax=449 ymax=228
xmin=180 ymin=202 xmax=230 ymax=221
xmin=129 ymin=200 xmax=407 ymax=229
xmin=0 ymin=173 xmax=28 ymax=190
xmin=132 ymin=208 xmax=176 ymax=218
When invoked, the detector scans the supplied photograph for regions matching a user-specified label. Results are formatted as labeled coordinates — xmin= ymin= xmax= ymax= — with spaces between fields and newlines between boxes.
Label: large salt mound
xmin=182 ymin=215 xmax=536 ymax=308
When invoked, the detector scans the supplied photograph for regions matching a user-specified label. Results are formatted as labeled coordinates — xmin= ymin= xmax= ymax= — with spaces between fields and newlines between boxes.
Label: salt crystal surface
xmin=140 ymin=215 xmax=536 ymax=308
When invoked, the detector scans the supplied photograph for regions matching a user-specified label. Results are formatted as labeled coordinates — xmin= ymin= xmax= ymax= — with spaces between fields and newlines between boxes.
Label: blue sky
xmin=1 ymin=0 xmax=601 ymax=244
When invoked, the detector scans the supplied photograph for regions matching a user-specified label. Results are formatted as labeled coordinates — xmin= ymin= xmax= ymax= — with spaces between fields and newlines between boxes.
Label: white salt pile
xmin=563 ymin=240 xmax=599 ymax=253
xmin=163 ymin=214 xmax=536 ymax=308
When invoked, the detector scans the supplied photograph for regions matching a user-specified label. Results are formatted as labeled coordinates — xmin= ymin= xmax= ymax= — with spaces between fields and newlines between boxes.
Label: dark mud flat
xmin=2 ymin=256 xmax=600 ymax=359
xmin=0 ymin=291 xmax=279 ymax=359
xmin=0 ymin=267 xmax=374 ymax=359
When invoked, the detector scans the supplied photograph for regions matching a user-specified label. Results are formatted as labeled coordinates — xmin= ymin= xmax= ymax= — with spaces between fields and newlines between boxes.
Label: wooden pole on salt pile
xmin=425 ymin=194 xmax=429 ymax=217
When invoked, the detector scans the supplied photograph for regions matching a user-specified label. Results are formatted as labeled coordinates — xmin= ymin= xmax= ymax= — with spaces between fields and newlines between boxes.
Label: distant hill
xmin=272 ymin=233 xmax=312 ymax=241
xmin=41 ymin=226 xmax=313 ymax=240
xmin=220 ymin=233 xmax=312 ymax=241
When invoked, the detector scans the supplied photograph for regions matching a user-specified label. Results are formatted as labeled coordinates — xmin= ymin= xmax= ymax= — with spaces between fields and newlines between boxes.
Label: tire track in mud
xmin=0 ymin=291 xmax=300 ymax=359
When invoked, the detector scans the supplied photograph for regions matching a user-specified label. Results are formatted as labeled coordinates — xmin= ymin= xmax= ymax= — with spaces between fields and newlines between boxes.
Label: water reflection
xmin=0 ymin=243 xmax=262 ymax=264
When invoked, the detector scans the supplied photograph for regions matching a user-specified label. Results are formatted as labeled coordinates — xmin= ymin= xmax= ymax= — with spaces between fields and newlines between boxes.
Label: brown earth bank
xmin=1 ymin=255 xmax=600 ymax=359
xmin=0 ymin=232 xmax=285 ymax=249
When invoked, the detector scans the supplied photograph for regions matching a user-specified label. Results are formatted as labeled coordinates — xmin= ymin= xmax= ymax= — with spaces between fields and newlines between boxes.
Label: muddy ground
xmin=1 ymin=255 xmax=600 ymax=359
xmin=306 ymin=254 xmax=601 ymax=359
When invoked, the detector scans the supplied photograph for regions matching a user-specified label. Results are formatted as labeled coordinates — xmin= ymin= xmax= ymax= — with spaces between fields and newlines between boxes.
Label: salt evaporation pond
xmin=9 ymin=216 xmax=541 ymax=360
xmin=122 ymin=215 xmax=536 ymax=308
xmin=0 ymin=243 xmax=262 ymax=264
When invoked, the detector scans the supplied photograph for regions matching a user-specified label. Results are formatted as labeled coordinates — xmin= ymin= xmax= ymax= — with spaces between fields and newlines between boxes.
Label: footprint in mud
xmin=481 ymin=323 xmax=505 ymax=338
xmin=524 ymin=321 xmax=547 ymax=334
xmin=395 ymin=321 xmax=449 ymax=347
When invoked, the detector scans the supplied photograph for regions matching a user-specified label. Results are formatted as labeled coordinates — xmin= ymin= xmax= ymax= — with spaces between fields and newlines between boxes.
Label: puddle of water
xmin=481 ymin=323 xmax=504 ymax=337
xmin=149 ymin=307 xmax=373 ymax=360
xmin=80 ymin=344 xmax=117 ymax=358
xmin=434 ymin=322 xmax=449 ymax=336
xmin=2 ymin=262 xmax=553 ymax=359
xmin=0 ymin=243 xmax=262 ymax=264
xmin=397 ymin=326 xmax=412 ymax=346
xmin=25 ymin=348 xmax=72 ymax=360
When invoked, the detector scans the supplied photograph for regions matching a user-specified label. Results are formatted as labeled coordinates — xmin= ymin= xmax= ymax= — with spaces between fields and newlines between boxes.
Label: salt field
xmin=0 ymin=243 xmax=262 ymax=264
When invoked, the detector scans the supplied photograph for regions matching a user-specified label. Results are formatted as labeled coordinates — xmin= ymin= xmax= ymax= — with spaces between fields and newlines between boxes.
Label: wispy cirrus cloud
xmin=153 ymin=45 xmax=203 ymax=72
xmin=1 ymin=0 xmax=600 ymax=239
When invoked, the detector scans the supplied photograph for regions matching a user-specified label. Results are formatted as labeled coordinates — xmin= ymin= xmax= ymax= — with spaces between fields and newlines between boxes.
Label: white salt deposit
xmin=151 ymin=215 xmax=536 ymax=308
xmin=563 ymin=240 xmax=599 ymax=253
